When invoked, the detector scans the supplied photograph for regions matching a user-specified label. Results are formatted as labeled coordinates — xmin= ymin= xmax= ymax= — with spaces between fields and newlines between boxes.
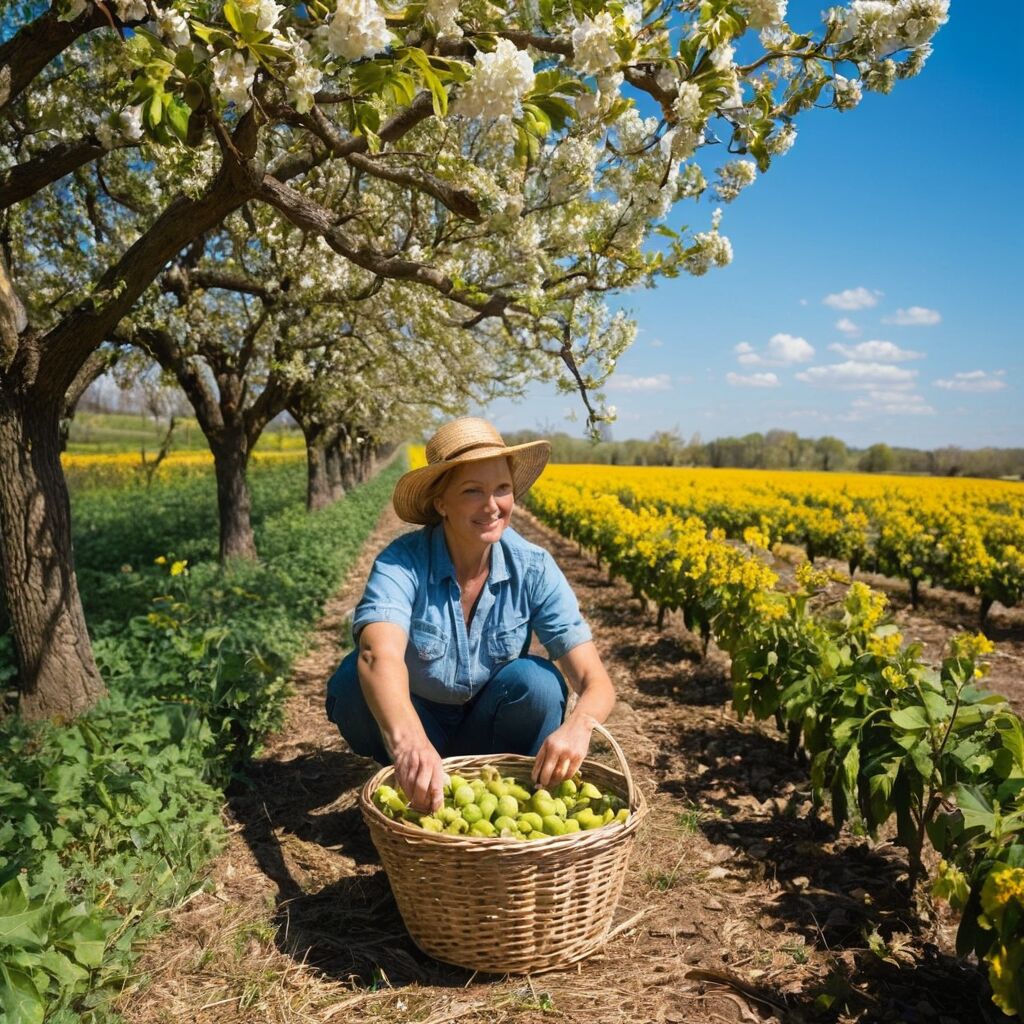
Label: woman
xmin=325 ymin=417 xmax=616 ymax=813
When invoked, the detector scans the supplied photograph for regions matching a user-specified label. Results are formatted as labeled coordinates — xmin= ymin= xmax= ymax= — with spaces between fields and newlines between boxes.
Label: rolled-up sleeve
xmin=529 ymin=550 xmax=592 ymax=660
xmin=352 ymin=549 xmax=418 ymax=643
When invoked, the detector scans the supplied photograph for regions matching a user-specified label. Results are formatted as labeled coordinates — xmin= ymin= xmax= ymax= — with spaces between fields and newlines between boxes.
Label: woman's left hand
xmin=532 ymin=718 xmax=593 ymax=790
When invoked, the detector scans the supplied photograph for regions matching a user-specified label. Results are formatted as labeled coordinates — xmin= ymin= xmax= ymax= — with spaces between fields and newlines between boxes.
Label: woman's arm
xmin=357 ymin=621 xmax=446 ymax=812
xmin=531 ymin=640 xmax=616 ymax=789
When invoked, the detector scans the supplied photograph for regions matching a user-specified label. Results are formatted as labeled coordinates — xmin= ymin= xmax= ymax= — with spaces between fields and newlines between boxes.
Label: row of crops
xmin=0 ymin=456 xmax=401 ymax=1022
xmin=540 ymin=465 xmax=1024 ymax=624
xmin=524 ymin=470 xmax=1024 ymax=1018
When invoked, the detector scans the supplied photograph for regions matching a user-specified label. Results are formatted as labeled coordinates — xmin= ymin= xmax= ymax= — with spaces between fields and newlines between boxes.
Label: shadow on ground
xmin=225 ymin=750 xmax=493 ymax=989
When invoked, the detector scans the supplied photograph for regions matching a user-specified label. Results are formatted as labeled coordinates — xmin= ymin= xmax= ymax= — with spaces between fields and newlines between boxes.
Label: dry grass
xmin=116 ymin=503 xmax=1013 ymax=1024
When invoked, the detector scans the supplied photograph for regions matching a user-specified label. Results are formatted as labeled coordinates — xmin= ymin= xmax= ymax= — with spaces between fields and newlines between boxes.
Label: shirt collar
xmin=428 ymin=524 xmax=512 ymax=587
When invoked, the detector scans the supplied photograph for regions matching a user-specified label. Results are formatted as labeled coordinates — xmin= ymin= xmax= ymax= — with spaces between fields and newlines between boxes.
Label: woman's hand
xmin=531 ymin=718 xmax=593 ymax=790
xmin=393 ymin=739 xmax=446 ymax=813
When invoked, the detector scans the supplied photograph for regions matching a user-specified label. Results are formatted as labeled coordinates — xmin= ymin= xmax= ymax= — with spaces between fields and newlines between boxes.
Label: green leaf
xmin=165 ymin=96 xmax=191 ymax=141
xmin=955 ymin=783 xmax=997 ymax=832
xmin=921 ymin=689 xmax=952 ymax=723
xmin=0 ymin=878 xmax=49 ymax=948
xmin=890 ymin=705 xmax=928 ymax=731
xmin=0 ymin=964 xmax=45 ymax=1024
xmin=222 ymin=0 xmax=243 ymax=33
xmin=405 ymin=48 xmax=448 ymax=117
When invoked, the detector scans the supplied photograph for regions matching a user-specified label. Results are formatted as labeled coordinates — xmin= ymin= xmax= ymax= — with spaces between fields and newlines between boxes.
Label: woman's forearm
xmin=566 ymin=674 xmax=616 ymax=731
xmin=357 ymin=646 xmax=429 ymax=757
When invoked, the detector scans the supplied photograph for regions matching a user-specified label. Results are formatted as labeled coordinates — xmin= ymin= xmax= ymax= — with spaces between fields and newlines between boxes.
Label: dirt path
xmin=117 ymin=504 xmax=1007 ymax=1024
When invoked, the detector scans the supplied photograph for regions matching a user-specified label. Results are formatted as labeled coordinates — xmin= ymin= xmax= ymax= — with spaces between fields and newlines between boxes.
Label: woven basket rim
xmin=359 ymin=733 xmax=648 ymax=849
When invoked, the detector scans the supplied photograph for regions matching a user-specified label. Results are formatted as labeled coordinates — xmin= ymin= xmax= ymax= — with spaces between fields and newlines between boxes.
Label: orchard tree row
xmin=0 ymin=0 xmax=948 ymax=720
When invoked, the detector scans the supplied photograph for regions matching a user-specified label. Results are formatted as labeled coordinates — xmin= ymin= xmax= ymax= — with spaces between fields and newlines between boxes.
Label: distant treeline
xmin=503 ymin=429 xmax=1024 ymax=480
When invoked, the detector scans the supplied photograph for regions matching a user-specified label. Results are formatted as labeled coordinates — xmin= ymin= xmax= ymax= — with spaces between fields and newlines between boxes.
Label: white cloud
xmin=823 ymin=286 xmax=883 ymax=311
xmin=795 ymin=360 xmax=918 ymax=390
xmin=649 ymin=337 xmax=664 ymax=348
xmin=850 ymin=391 xmax=936 ymax=416
xmin=882 ymin=306 xmax=941 ymax=326
xmin=835 ymin=317 xmax=860 ymax=337
xmin=726 ymin=371 xmax=779 ymax=388
xmin=767 ymin=332 xmax=815 ymax=363
xmin=827 ymin=340 xmax=924 ymax=362
xmin=606 ymin=373 xmax=673 ymax=392
xmin=734 ymin=333 xmax=814 ymax=366
xmin=933 ymin=370 xmax=1008 ymax=393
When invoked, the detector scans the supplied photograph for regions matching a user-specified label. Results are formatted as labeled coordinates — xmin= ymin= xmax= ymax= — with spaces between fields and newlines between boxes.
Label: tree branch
xmin=298 ymin=105 xmax=482 ymax=222
xmin=259 ymin=173 xmax=521 ymax=322
xmin=25 ymin=111 xmax=265 ymax=402
xmin=0 ymin=5 xmax=111 ymax=113
xmin=0 ymin=137 xmax=109 ymax=210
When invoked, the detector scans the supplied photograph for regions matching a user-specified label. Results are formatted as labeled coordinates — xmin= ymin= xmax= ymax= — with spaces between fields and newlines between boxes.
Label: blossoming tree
xmin=0 ymin=0 xmax=948 ymax=717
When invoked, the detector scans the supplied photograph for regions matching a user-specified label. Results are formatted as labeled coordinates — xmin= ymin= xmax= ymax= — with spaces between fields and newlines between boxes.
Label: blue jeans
xmin=325 ymin=650 xmax=568 ymax=763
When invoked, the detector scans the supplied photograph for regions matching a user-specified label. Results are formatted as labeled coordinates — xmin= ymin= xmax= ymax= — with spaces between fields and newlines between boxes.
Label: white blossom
xmin=425 ymin=0 xmax=462 ymax=38
xmin=113 ymin=0 xmax=147 ymax=20
xmin=95 ymin=106 xmax=145 ymax=149
xmin=759 ymin=25 xmax=789 ymax=49
xmin=212 ymin=51 xmax=257 ymax=110
xmin=659 ymin=126 xmax=698 ymax=161
xmin=833 ymin=73 xmax=863 ymax=110
xmin=236 ymin=0 xmax=285 ymax=32
xmin=575 ymin=89 xmax=600 ymax=118
xmin=673 ymin=81 xmax=702 ymax=126
xmin=860 ymin=57 xmax=896 ymax=92
xmin=896 ymin=0 xmax=949 ymax=46
xmin=286 ymin=30 xmax=323 ymax=113
xmin=765 ymin=122 xmax=796 ymax=155
xmin=327 ymin=0 xmax=392 ymax=61
xmin=157 ymin=7 xmax=191 ymax=46
xmin=745 ymin=0 xmax=787 ymax=28
xmin=709 ymin=43 xmax=735 ymax=70
xmin=572 ymin=12 xmax=619 ymax=75
xmin=685 ymin=228 xmax=733 ymax=275
xmin=714 ymin=159 xmax=756 ymax=201
xmin=455 ymin=39 xmax=535 ymax=120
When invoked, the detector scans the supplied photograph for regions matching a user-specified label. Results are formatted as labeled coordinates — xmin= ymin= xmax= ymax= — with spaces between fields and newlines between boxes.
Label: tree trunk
xmin=0 ymin=390 xmax=106 ymax=719
xmin=325 ymin=443 xmax=344 ymax=501
xmin=306 ymin=441 xmax=333 ymax=511
xmin=211 ymin=438 xmax=257 ymax=561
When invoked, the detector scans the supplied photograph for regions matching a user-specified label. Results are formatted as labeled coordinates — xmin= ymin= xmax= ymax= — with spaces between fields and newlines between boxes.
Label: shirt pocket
xmin=410 ymin=618 xmax=449 ymax=663
xmin=487 ymin=618 xmax=530 ymax=664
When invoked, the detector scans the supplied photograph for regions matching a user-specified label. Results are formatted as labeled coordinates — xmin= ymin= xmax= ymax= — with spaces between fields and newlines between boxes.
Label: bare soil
xmin=116 ymin=503 xmax=1020 ymax=1024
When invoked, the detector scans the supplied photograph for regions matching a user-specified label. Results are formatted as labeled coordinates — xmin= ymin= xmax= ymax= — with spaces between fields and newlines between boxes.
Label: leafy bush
xmin=0 ymin=455 xmax=403 ymax=1022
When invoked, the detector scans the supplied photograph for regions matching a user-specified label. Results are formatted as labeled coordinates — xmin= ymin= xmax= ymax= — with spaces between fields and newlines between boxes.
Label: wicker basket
xmin=359 ymin=723 xmax=647 ymax=974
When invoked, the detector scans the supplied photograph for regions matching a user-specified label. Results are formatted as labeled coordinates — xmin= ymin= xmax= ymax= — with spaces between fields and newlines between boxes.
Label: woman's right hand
xmin=393 ymin=739 xmax=446 ymax=813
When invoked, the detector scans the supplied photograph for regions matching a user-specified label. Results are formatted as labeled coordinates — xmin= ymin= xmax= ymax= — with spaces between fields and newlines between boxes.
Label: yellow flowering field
xmin=532 ymin=464 xmax=1024 ymax=621
xmin=61 ymin=448 xmax=306 ymax=491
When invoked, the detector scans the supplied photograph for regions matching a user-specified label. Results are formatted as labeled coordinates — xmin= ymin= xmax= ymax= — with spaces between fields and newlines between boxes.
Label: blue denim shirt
xmin=351 ymin=524 xmax=592 ymax=705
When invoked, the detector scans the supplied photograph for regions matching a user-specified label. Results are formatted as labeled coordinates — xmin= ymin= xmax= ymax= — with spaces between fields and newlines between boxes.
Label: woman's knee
xmin=325 ymin=649 xmax=389 ymax=763
xmin=492 ymin=655 xmax=567 ymax=711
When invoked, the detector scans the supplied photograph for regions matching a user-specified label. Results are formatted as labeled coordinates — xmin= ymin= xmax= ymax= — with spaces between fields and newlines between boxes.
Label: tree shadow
xmin=225 ymin=747 xmax=493 ymax=989
xmin=653 ymin=718 xmax=997 ymax=1019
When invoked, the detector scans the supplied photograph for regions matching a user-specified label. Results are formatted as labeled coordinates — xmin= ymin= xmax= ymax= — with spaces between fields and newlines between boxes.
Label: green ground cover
xmin=0 ymin=455 xmax=403 ymax=1023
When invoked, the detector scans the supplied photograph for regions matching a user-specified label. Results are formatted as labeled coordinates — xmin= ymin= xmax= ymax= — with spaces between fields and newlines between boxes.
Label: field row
xmin=524 ymin=472 xmax=1024 ymax=1017
xmin=538 ymin=465 xmax=1024 ymax=623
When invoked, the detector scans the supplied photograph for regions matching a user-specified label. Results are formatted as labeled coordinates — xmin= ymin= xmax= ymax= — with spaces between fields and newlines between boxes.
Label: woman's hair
xmin=422 ymin=468 xmax=452 ymax=526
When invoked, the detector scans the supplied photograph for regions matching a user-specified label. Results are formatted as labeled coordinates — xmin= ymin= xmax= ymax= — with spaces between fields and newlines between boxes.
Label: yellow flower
xmin=154 ymin=555 xmax=167 ymax=565
xmin=868 ymin=631 xmax=903 ymax=659
xmin=170 ymin=560 xmax=188 ymax=576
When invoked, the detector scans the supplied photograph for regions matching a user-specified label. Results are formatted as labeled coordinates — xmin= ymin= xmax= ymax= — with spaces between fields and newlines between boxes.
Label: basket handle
xmin=591 ymin=722 xmax=636 ymax=809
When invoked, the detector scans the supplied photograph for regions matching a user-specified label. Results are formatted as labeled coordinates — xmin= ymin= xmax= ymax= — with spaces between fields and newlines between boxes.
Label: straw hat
xmin=394 ymin=418 xmax=550 ymax=525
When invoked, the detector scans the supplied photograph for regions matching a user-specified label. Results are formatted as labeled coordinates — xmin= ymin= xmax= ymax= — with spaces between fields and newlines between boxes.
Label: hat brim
xmin=393 ymin=440 xmax=551 ymax=525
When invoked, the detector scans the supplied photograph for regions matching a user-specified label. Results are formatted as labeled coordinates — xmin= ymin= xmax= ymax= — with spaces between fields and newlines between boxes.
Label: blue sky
xmin=483 ymin=2 xmax=1024 ymax=449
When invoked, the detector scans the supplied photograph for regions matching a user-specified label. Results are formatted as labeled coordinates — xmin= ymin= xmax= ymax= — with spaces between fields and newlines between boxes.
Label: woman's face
xmin=435 ymin=457 xmax=515 ymax=550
